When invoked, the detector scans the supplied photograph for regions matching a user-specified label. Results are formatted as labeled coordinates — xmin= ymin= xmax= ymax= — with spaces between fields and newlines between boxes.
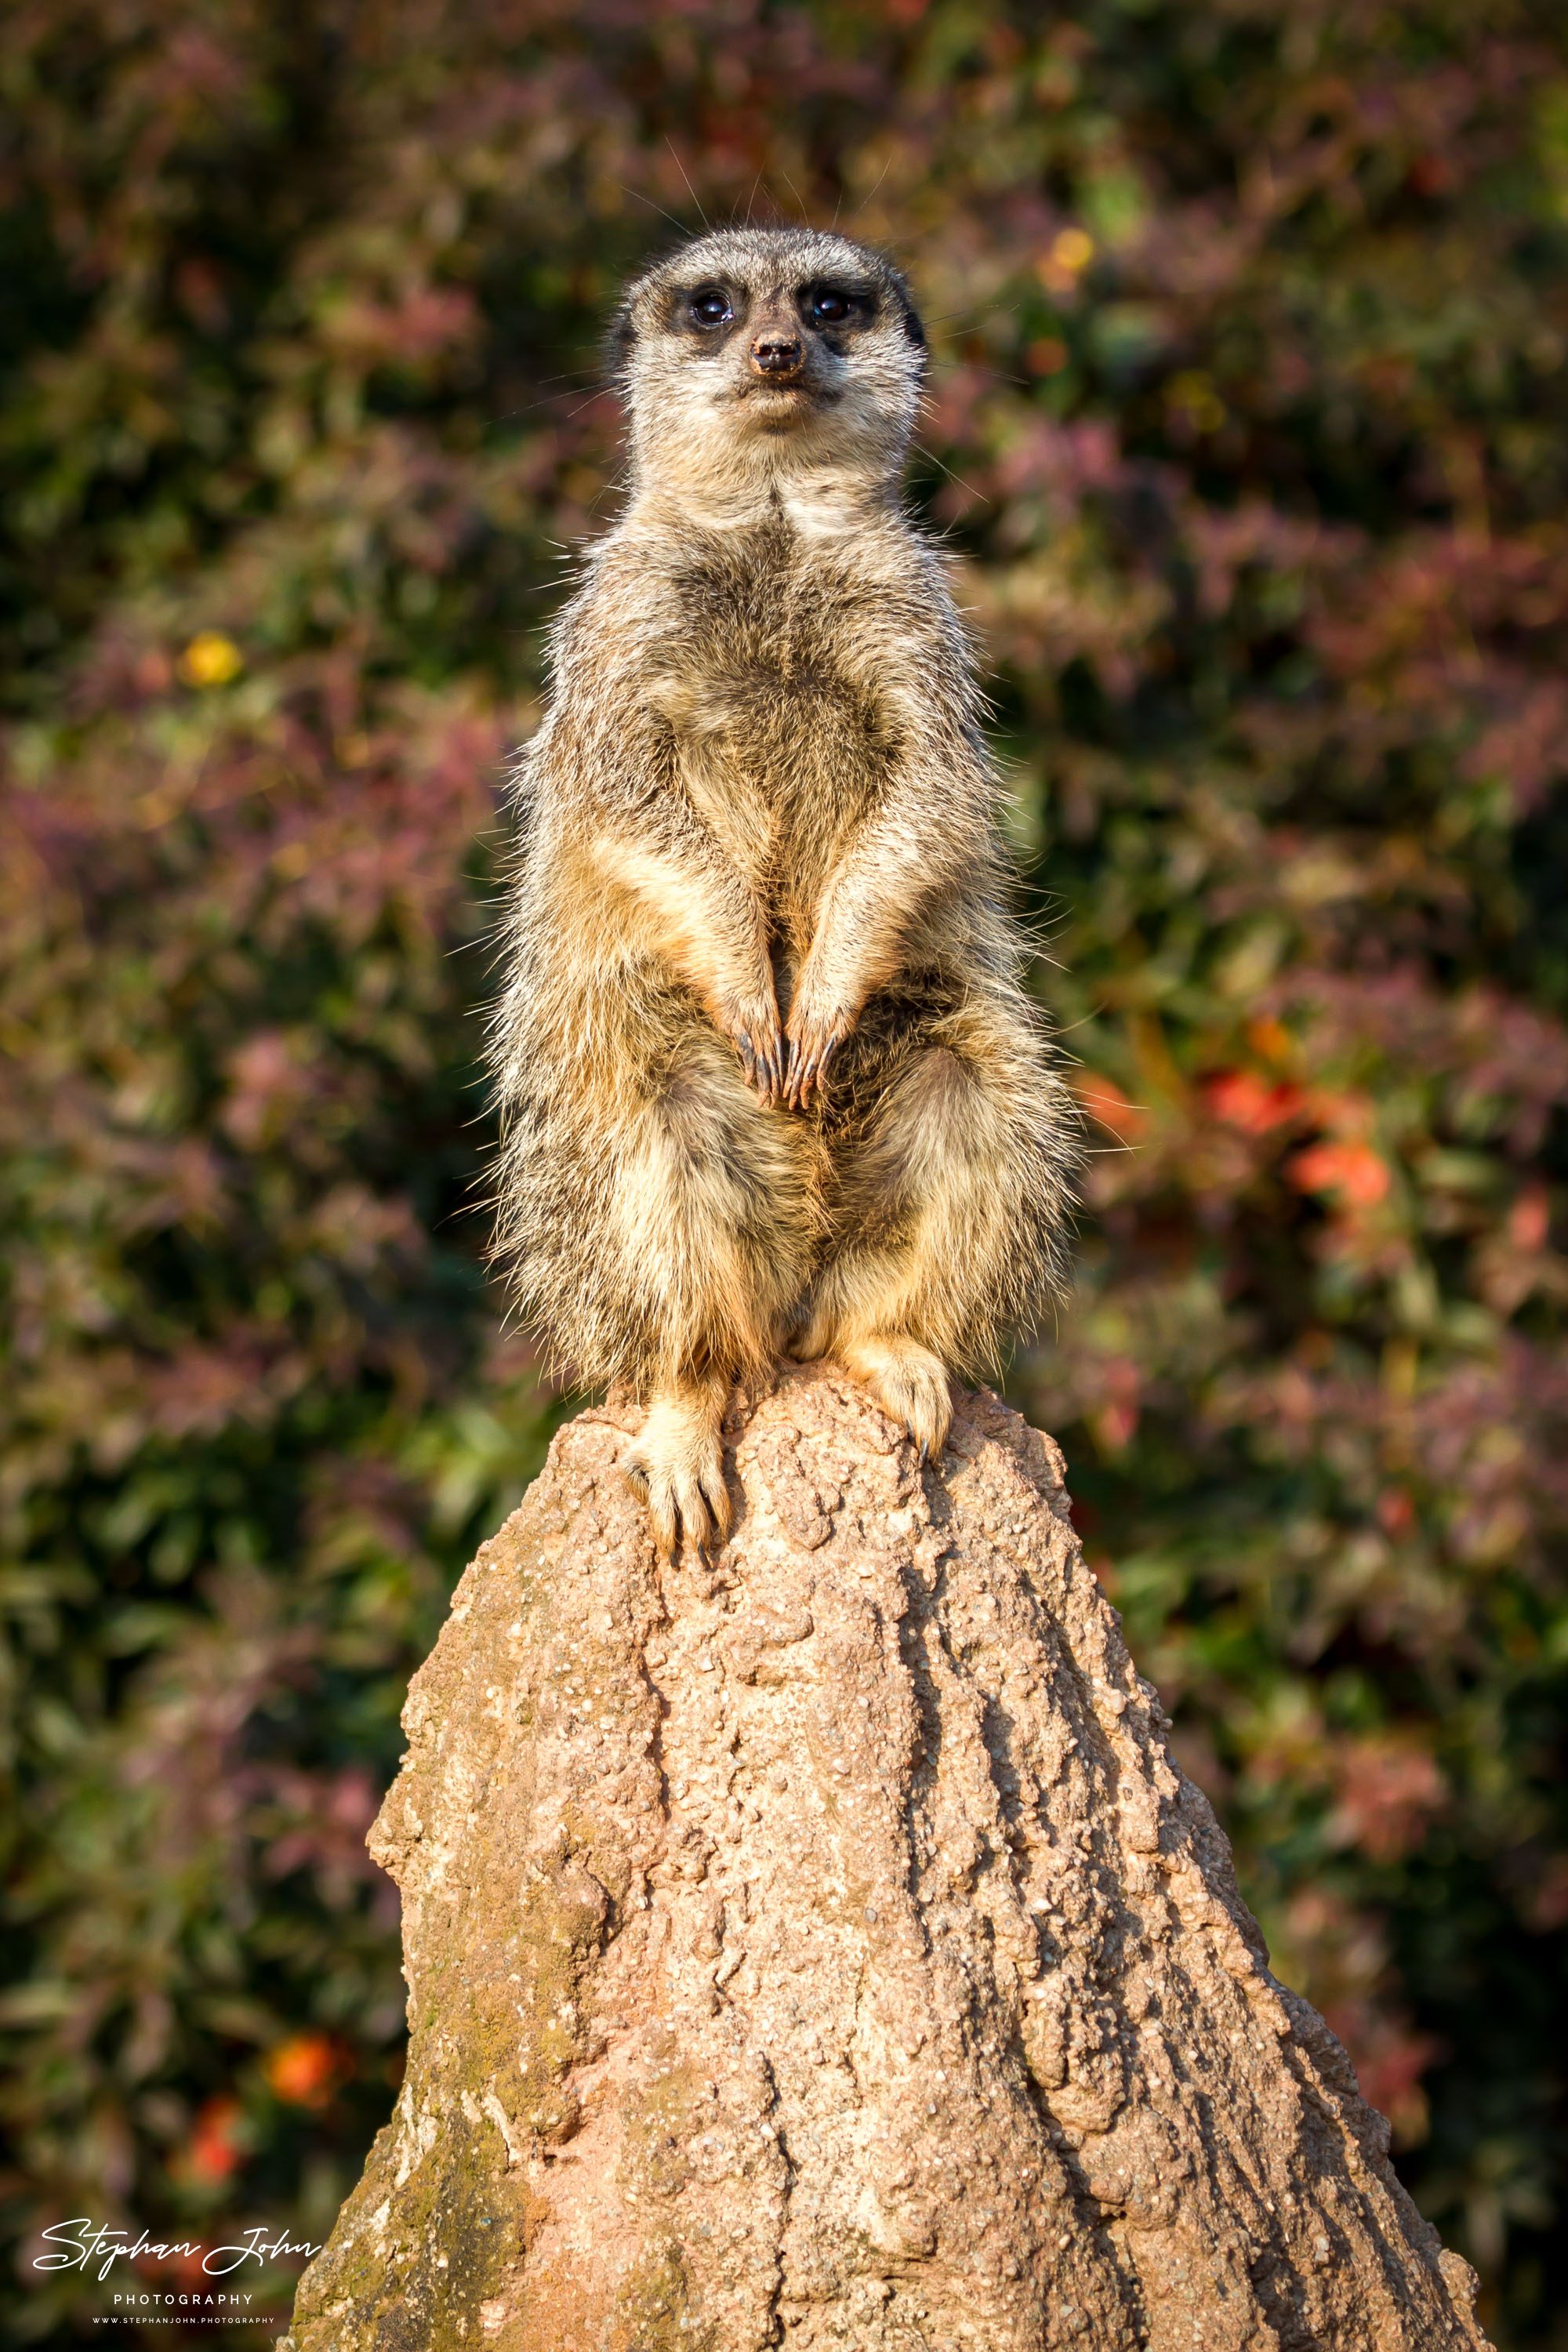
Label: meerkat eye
xmin=809 ymin=287 xmax=855 ymax=325
xmin=689 ymin=288 xmax=733 ymax=328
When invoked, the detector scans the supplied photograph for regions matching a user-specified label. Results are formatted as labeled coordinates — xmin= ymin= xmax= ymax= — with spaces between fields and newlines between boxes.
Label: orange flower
xmin=263 ymin=2031 xmax=345 ymax=2108
xmin=1377 ymin=1489 xmax=1416 ymax=1537
xmin=1048 ymin=227 xmax=1093 ymax=272
xmin=1245 ymin=1016 xmax=1294 ymax=1064
xmin=1508 ymin=1185 xmax=1550 ymax=1250
xmin=1287 ymin=1137 xmax=1391 ymax=1207
xmin=1205 ymin=1069 xmax=1308 ymax=1134
xmin=1036 ymin=227 xmax=1095 ymax=296
xmin=181 ymin=2096 xmax=245 ymax=2185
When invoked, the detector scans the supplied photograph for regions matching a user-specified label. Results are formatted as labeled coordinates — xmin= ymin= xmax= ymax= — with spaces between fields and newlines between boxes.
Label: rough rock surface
xmin=281 ymin=1370 xmax=1491 ymax=2351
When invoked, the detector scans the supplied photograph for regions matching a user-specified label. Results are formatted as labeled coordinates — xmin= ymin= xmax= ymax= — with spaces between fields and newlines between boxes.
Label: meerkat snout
xmin=747 ymin=317 xmax=804 ymax=379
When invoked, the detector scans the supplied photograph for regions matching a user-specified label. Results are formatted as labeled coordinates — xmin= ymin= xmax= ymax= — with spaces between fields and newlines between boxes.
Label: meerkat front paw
xmin=783 ymin=987 xmax=852 ymax=1108
xmin=837 ymin=1334 xmax=953 ymax=1462
xmin=623 ymin=1377 xmax=733 ymax=1559
xmin=715 ymin=989 xmax=785 ymax=1105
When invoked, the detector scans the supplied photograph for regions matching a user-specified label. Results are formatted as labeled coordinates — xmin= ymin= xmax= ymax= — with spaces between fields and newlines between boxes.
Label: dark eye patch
xmin=685 ymin=284 xmax=736 ymax=330
xmin=799 ymin=279 xmax=877 ymax=334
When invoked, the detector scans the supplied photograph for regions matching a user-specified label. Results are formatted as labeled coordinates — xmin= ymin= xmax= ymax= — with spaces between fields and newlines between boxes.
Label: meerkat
xmin=489 ymin=225 xmax=1080 ymax=1559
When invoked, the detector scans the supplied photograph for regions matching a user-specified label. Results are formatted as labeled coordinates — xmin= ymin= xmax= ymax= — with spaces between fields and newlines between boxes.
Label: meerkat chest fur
xmin=641 ymin=512 xmax=937 ymax=943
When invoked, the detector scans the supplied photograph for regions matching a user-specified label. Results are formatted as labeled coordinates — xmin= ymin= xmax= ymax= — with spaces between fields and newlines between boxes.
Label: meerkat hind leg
xmin=782 ymin=1294 xmax=834 ymax=1366
xmin=834 ymin=1330 xmax=953 ymax=1461
xmin=604 ymin=1018 xmax=816 ymax=1558
xmin=809 ymin=1018 xmax=1068 ymax=1461
xmin=786 ymin=1239 xmax=954 ymax=1455
xmin=623 ymin=1368 xmax=732 ymax=1560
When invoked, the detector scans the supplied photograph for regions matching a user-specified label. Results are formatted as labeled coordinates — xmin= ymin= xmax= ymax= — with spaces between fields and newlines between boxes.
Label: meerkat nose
xmin=749 ymin=329 xmax=805 ymax=379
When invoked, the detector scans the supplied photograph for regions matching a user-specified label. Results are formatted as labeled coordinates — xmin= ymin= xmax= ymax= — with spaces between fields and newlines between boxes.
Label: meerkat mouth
xmin=735 ymin=381 xmax=841 ymax=415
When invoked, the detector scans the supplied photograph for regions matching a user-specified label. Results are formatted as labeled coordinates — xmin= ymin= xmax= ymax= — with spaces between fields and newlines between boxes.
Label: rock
xmin=280 ymin=1370 xmax=1491 ymax=2352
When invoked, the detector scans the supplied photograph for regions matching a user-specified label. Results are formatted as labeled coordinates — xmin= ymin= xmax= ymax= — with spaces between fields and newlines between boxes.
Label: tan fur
xmin=490 ymin=227 xmax=1080 ymax=1555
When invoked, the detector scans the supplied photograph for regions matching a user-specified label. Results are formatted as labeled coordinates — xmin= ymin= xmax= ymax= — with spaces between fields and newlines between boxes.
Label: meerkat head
xmin=609 ymin=226 xmax=927 ymax=507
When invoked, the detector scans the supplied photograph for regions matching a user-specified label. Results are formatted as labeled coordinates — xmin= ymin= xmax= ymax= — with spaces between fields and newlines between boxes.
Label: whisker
xmin=664 ymin=140 xmax=711 ymax=231
xmin=622 ymin=183 xmax=694 ymax=240
xmin=778 ymin=169 xmax=814 ymax=225
xmin=912 ymin=441 xmax=991 ymax=507
xmin=844 ymin=157 xmax=892 ymax=227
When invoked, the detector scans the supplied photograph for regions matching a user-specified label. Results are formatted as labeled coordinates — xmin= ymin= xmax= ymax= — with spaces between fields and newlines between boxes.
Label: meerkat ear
xmin=878 ymin=256 xmax=926 ymax=356
xmin=604 ymin=299 xmax=638 ymax=383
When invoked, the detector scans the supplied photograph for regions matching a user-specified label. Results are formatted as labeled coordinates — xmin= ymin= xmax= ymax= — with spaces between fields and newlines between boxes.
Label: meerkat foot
xmin=623 ymin=1376 xmax=733 ymax=1560
xmin=837 ymin=1333 xmax=953 ymax=1461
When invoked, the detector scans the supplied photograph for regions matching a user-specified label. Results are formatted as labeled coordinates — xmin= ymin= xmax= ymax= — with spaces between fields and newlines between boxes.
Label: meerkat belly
xmin=673 ymin=660 xmax=886 ymax=932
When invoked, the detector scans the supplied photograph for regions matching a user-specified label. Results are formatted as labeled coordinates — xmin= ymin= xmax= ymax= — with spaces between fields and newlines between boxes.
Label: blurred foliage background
xmin=2 ymin=1 xmax=1566 ymax=2343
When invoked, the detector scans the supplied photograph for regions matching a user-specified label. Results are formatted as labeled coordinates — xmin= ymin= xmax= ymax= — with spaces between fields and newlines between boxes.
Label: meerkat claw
xmin=623 ymin=1450 xmax=680 ymax=1559
xmin=699 ymin=1463 xmax=734 ymax=1542
xmin=720 ymin=997 xmax=785 ymax=1106
xmin=785 ymin=1021 xmax=844 ymax=1109
xmin=672 ymin=1477 xmax=710 ymax=1555
xmin=672 ymin=1462 xmax=734 ymax=1559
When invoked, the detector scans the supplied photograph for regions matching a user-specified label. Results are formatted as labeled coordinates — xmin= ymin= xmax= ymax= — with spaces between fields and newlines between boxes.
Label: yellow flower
xmin=178 ymin=630 xmax=244 ymax=687
xmin=1036 ymin=229 xmax=1097 ymax=295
